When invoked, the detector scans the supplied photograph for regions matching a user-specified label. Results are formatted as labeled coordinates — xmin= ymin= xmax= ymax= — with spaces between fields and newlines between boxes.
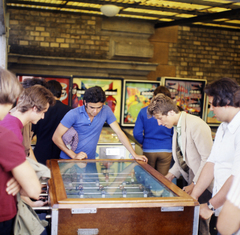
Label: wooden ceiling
xmin=6 ymin=0 xmax=240 ymax=30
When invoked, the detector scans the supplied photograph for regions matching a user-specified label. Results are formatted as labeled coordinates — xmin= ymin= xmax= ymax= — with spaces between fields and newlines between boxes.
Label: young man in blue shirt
xmin=53 ymin=86 xmax=147 ymax=162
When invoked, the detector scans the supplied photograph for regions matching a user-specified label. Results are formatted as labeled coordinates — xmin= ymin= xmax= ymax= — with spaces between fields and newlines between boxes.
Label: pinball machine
xmin=96 ymin=127 xmax=135 ymax=159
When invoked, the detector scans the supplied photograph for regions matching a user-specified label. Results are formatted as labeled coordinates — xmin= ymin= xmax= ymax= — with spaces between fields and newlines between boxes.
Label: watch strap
xmin=207 ymin=202 xmax=215 ymax=211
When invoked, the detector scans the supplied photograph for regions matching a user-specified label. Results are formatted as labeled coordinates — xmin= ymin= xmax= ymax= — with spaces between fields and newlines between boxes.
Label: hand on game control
xmin=75 ymin=151 xmax=88 ymax=160
xmin=183 ymin=182 xmax=195 ymax=195
xmin=165 ymin=172 xmax=175 ymax=182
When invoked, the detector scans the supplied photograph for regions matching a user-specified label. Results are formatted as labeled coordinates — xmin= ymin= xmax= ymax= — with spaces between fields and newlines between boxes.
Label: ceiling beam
xmin=6 ymin=0 xmax=199 ymax=15
xmin=5 ymin=0 xmax=240 ymax=29
xmin=155 ymin=8 xmax=240 ymax=28
xmin=50 ymin=0 xmax=237 ymax=9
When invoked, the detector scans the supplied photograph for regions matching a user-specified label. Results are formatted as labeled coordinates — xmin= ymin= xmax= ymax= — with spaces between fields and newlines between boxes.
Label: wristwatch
xmin=207 ymin=201 xmax=215 ymax=211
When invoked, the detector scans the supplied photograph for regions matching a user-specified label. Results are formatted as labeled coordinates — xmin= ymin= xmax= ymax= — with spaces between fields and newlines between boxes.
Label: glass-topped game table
xmin=47 ymin=159 xmax=199 ymax=235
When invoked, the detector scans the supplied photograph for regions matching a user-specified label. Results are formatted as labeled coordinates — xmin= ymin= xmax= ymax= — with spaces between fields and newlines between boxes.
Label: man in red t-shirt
xmin=0 ymin=67 xmax=42 ymax=235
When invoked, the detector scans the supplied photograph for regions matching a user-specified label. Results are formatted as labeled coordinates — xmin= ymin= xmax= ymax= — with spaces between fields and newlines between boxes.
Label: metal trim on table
xmin=192 ymin=205 xmax=200 ymax=235
xmin=51 ymin=208 xmax=59 ymax=235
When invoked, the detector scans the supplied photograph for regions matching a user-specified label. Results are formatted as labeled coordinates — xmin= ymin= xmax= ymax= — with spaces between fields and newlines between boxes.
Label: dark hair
xmin=154 ymin=86 xmax=171 ymax=98
xmin=148 ymin=93 xmax=179 ymax=116
xmin=46 ymin=80 xmax=62 ymax=98
xmin=234 ymin=89 xmax=240 ymax=107
xmin=205 ymin=78 xmax=239 ymax=107
xmin=83 ymin=86 xmax=106 ymax=103
xmin=22 ymin=78 xmax=47 ymax=89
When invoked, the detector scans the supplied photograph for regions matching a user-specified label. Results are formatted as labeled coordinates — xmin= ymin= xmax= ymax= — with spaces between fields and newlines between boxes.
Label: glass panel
xmin=58 ymin=161 xmax=177 ymax=199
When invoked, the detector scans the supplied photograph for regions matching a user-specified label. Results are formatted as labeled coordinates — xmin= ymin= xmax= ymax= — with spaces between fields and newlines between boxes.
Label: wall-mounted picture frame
xmin=121 ymin=80 xmax=160 ymax=127
xmin=17 ymin=74 xmax=71 ymax=106
xmin=159 ymin=77 xmax=207 ymax=119
xmin=204 ymin=96 xmax=221 ymax=127
xmin=72 ymin=77 xmax=122 ymax=123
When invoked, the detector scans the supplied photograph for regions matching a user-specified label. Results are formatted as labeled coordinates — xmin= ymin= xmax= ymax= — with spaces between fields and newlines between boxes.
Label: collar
xmin=78 ymin=105 xmax=86 ymax=113
xmin=225 ymin=110 xmax=240 ymax=134
xmin=174 ymin=112 xmax=183 ymax=136
xmin=78 ymin=105 xmax=91 ymax=121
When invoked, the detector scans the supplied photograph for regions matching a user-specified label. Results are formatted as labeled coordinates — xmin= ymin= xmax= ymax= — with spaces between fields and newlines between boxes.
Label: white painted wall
xmin=0 ymin=35 xmax=7 ymax=68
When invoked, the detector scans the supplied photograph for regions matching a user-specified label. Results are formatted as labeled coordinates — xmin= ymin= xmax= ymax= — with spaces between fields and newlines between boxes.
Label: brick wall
xmin=169 ymin=26 xmax=240 ymax=83
xmin=8 ymin=9 xmax=240 ymax=82
xmin=9 ymin=9 xmax=109 ymax=59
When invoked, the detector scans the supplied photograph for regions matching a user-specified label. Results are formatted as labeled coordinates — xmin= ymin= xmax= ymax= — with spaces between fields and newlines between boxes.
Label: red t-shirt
xmin=0 ymin=113 xmax=23 ymax=143
xmin=0 ymin=126 xmax=26 ymax=222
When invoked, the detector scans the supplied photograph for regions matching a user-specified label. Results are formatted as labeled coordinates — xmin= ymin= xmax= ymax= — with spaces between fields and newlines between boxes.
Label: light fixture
xmin=100 ymin=5 xmax=120 ymax=17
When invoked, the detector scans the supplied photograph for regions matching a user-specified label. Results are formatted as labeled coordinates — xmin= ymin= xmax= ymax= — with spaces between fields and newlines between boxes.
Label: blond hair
xmin=0 ymin=67 xmax=22 ymax=104
xmin=16 ymin=85 xmax=56 ymax=113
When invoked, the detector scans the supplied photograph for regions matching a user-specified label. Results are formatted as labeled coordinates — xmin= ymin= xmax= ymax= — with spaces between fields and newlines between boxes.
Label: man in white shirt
xmin=191 ymin=78 xmax=240 ymax=223
xmin=217 ymin=172 xmax=240 ymax=235
xmin=220 ymin=89 xmax=240 ymax=234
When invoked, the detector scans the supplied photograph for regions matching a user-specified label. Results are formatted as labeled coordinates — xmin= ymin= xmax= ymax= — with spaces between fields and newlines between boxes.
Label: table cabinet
xmin=47 ymin=159 xmax=199 ymax=235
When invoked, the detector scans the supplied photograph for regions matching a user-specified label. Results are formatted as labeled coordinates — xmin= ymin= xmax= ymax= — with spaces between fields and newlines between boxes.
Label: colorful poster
xmin=162 ymin=77 xmax=206 ymax=118
xmin=121 ymin=80 xmax=160 ymax=126
xmin=17 ymin=75 xmax=70 ymax=106
xmin=72 ymin=78 xmax=122 ymax=123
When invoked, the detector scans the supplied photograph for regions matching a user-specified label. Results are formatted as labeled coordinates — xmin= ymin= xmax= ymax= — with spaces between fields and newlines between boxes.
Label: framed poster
xmin=71 ymin=77 xmax=122 ymax=123
xmin=17 ymin=74 xmax=71 ymax=106
xmin=204 ymin=96 xmax=221 ymax=127
xmin=160 ymin=77 xmax=207 ymax=119
xmin=121 ymin=80 xmax=160 ymax=127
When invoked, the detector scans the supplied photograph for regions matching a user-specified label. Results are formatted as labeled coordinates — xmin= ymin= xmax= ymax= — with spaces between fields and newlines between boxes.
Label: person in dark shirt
xmin=32 ymin=80 xmax=72 ymax=165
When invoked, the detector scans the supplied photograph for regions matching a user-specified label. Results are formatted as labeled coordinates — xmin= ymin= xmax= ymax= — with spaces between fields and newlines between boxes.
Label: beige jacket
xmin=14 ymin=158 xmax=50 ymax=235
xmin=169 ymin=112 xmax=213 ymax=190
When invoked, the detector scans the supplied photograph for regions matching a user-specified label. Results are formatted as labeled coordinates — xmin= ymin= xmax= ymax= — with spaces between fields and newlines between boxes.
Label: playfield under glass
xmin=58 ymin=161 xmax=177 ymax=199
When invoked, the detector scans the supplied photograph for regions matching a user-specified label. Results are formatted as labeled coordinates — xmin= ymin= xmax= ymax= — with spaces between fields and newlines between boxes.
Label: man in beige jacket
xmin=148 ymin=93 xmax=213 ymax=235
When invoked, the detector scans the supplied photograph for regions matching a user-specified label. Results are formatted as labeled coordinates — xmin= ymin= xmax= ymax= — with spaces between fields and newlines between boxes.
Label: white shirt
xmin=174 ymin=112 xmax=184 ymax=160
xmin=227 ymin=173 xmax=240 ymax=209
xmin=207 ymin=111 xmax=240 ymax=216
xmin=227 ymin=173 xmax=240 ymax=235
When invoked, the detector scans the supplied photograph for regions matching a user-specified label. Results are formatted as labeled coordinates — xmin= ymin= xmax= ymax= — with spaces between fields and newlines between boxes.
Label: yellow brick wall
xmin=8 ymin=9 xmax=240 ymax=82
xmin=8 ymin=9 xmax=109 ymax=59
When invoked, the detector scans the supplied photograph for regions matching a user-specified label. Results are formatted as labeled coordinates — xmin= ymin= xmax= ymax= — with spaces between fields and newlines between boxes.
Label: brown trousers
xmin=143 ymin=152 xmax=172 ymax=176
